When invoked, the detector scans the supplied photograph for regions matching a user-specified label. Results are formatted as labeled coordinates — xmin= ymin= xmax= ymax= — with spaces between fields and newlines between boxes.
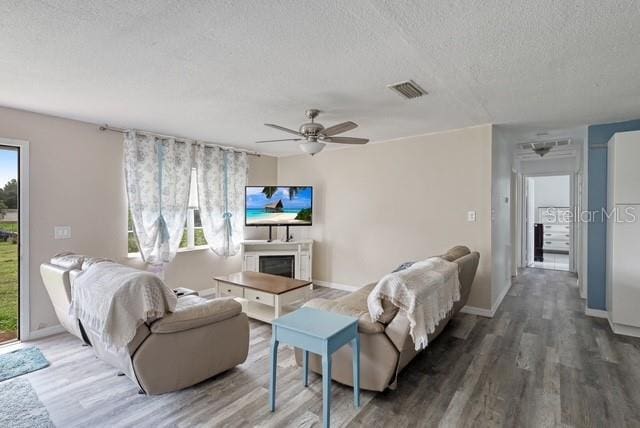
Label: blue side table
xmin=269 ymin=307 xmax=360 ymax=428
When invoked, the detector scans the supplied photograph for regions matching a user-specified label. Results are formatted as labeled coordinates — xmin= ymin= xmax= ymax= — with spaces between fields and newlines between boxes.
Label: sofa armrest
xmin=304 ymin=298 xmax=385 ymax=334
xmin=150 ymin=296 xmax=242 ymax=334
xmin=384 ymin=311 xmax=411 ymax=352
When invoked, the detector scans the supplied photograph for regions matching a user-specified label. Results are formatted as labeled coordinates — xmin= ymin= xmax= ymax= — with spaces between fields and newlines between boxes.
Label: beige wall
xmin=0 ymin=103 xmax=499 ymax=335
xmin=0 ymin=106 xmax=277 ymax=335
xmin=278 ymin=125 xmax=494 ymax=310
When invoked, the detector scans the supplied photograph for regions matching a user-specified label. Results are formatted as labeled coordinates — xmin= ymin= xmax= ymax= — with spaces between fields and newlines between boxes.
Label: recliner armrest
xmin=150 ymin=296 xmax=242 ymax=334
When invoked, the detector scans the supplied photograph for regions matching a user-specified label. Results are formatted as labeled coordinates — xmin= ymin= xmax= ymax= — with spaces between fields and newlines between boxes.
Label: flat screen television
xmin=245 ymin=186 xmax=313 ymax=226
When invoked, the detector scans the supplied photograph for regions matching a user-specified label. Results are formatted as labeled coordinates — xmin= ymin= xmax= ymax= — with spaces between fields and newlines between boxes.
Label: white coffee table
xmin=214 ymin=271 xmax=312 ymax=323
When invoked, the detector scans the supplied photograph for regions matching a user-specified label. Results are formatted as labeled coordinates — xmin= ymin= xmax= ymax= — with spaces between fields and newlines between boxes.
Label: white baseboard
xmin=585 ymin=307 xmax=608 ymax=319
xmin=584 ymin=306 xmax=640 ymax=338
xmin=490 ymin=282 xmax=511 ymax=316
xmin=460 ymin=305 xmax=493 ymax=317
xmin=609 ymin=319 xmax=640 ymax=338
xmin=25 ymin=324 xmax=66 ymax=341
xmin=460 ymin=281 xmax=511 ymax=319
xmin=313 ymin=280 xmax=362 ymax=292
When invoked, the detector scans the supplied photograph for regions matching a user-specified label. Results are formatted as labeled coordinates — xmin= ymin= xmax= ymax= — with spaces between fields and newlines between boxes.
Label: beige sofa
xmin=295 ymin=246 xmax=479 ymax=392
xmin=40 ymin=261 xmax=249 ymax=395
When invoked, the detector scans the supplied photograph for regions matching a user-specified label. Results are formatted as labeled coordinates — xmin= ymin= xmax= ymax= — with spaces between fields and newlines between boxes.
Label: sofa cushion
xmin=151 ymin=296 xmax=242 ymax=334
xmin=51 ymin=252 xmax=85 ymax=270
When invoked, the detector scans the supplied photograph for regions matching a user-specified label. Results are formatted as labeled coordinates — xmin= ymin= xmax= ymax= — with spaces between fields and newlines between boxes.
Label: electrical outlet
xmin=467 ymin=211 xmax=476 ymax=222
xmin=54 ymin=226 xmax=71 ymax=240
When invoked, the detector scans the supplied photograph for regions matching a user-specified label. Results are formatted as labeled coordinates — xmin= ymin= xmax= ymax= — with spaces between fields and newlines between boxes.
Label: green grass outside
xmin=195 ymin=228 xmax=207 ymax=246
xmin=0 ymin=221 xmax=17 ymax=233
xmin=128 ymin=231 xmax=139 ymax=253
xmin=0 ymin=233 xmax=18 ymax=341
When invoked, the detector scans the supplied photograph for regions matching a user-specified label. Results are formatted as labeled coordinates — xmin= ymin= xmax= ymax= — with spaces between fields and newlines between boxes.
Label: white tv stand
xmin=240 ymin=240 xmax=313 ymax=282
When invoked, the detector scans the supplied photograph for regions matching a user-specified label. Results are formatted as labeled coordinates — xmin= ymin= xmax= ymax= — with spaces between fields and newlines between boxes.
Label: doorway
xmin=0 ymin=145 xmax=19 ymax=343
xmin=523 ymin=175 xmax=572 ymax=271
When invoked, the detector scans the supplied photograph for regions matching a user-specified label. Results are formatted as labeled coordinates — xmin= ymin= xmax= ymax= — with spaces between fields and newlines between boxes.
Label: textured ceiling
xmin=1 ymin=1 xmax=639 ymax=155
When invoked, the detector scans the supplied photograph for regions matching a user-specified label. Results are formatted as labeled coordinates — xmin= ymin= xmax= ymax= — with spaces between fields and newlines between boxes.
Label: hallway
xmin=351 ymin=268 xmax=640 ymax=427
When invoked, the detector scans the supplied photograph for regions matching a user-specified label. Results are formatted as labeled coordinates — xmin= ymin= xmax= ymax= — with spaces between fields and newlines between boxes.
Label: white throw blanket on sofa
xmin=69 ymin=262 xmax=177 ymax=350
xmin=367 ymin=257 xmax=460 ymax=351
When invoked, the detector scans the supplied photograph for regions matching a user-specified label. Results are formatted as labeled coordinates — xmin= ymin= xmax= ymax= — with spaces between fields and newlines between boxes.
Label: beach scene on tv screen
xmin=246 ymin=186 xmax=312 ymax=225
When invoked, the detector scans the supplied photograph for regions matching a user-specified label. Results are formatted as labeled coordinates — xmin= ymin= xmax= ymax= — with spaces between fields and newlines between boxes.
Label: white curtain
xmin=124 ymin=132 xmax=193 ymax=264
xmin=195 ymin=145 xmax=248 ymax=257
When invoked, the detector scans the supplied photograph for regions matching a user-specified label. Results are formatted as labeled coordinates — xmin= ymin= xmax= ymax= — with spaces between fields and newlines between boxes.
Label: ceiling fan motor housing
xmin=299 ymin=122 xmax=324 ymax=136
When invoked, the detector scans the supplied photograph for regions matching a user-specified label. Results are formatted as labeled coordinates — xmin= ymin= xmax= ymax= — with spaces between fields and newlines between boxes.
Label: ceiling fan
xmin=256 ymin=109 xmax=369 ymax=155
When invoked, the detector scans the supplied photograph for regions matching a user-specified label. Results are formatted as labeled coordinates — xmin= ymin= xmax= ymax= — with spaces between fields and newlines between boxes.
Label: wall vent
xmin=387 ymin=80 xmax=427 ymax=99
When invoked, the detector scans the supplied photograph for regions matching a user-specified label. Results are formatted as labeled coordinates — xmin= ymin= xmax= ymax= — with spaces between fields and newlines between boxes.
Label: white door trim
xmin=0 ymin=137 xmax=29 ymax=341
xmin=517 ymin=171 xmax=577 ymax=272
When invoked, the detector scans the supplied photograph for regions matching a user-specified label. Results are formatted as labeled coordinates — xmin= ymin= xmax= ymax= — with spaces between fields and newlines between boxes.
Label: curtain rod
xmin=98 ymin=124 xmax=261 ymax=157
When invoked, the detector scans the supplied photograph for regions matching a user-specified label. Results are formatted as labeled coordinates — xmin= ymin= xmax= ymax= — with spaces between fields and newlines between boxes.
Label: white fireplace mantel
xmin=240 ymin=240 xmax=313 ymax=281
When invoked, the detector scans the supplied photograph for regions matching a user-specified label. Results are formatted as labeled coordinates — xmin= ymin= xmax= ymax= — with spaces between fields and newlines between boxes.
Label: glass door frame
xmin=0 ymin=137 xmax=29 ymax=342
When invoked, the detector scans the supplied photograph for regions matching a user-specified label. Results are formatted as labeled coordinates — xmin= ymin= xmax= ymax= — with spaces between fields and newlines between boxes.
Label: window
xmin=128 ymin=210 xmax=139 ymax=254
xmin=179 ymin=208 xmax=207 ymax=249
xmin=128 ymin=169 xmax=207 ymax=255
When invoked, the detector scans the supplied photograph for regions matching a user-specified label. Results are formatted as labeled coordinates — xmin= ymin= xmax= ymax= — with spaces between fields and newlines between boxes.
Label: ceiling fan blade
xmin=264 ymin=123 xmax=303 ymax=136
xmin=255 ymin=138 xmax=302 ymax=143
xmin=324 ymin=136 xmax=369 ymax=145
xmin=321 ymin=121 xmax=358 ymax=137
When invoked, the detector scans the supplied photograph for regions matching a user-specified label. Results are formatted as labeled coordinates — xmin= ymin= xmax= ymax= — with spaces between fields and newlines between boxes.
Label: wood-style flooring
xmin=5 ymin=268 xmax=640 ymax=427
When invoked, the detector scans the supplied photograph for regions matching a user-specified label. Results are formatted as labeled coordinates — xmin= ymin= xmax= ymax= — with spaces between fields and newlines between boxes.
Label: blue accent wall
xmin=587 ymin=119 xmax=640 ymax=310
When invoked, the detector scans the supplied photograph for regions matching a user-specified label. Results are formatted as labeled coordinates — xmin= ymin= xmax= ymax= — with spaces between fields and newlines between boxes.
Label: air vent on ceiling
xmin=387 ymin=80 xmax=427 ymax=99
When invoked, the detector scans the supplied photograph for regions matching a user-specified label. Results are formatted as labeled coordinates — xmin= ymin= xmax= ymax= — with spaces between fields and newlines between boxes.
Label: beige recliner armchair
xmin=40 ymin=261 xmax=249 ymax=395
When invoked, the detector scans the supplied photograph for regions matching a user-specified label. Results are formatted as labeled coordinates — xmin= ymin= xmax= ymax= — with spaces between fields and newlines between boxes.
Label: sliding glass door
xmin=0 ymin=146 xmax=19 ymax=343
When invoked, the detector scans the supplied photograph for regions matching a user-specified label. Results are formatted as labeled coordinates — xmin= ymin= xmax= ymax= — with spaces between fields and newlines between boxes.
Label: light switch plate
xmin=467 ymin=211 xmax=476 ymax=222
xmin=54 ymin=226 xmax=71 ymax=240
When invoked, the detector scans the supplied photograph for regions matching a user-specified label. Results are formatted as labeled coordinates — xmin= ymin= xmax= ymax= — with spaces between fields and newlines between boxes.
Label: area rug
xmin=0 ymin=347 xmax=50 ymax=382
xmin=0 ymin=377 xmax=54 ymax=427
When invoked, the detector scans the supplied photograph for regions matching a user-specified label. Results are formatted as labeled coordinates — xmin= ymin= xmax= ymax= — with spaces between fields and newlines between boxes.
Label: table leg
xmin=303 ymin=350 xmax=309 ymax=387
xmin=352 ymin=334 xmax=360 ymax=408
xmin=322 ymin=351 xmax=332 ymax=428
xmin=274 ymin=295 xmax=281 ymax=319
xmin=269 ymin=336 xmax=279 ymax=412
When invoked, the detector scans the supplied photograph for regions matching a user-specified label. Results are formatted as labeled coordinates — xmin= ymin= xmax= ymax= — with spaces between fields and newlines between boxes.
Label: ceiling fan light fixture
xmin=299 ymin=141 xmax=325 ymax=156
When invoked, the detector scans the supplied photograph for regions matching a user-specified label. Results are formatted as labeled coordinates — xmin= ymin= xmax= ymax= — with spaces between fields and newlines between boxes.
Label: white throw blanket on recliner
xmin=367 ymin=257 xmax=461 ymax=351
xmin=69 ymin=262 xmax=178 ymax=351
